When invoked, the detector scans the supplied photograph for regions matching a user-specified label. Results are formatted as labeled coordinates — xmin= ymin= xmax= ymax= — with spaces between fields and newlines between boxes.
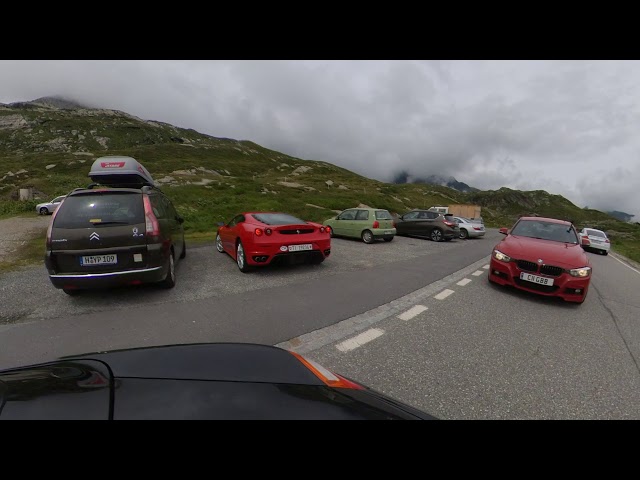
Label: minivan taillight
xmin=45 ymin=199 xmax=64 ymax=249
xmin=372 ymin=221 xmax=380 ymax=229
xmin=143 ymin=195 xmax=160 ymax=237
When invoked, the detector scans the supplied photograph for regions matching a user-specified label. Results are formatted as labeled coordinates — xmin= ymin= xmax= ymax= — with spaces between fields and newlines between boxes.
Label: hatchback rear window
xmin=53 ymin=192 xmax=144 ymax=228
xmin=587 ymin=229 xmax=606 ymax=238
xmin=375 ymin=210 xmax=392 ymax=220
xmin=251 ymin=213 xmax=306 ymax=225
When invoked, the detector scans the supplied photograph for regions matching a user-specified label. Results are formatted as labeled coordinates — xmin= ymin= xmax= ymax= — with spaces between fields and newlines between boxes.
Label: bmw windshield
xmin=510 ymin=220 xmax=579 ymax=244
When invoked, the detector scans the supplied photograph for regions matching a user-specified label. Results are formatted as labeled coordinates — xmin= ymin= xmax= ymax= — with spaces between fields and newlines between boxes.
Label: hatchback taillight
xmin=372 ymin=221 xmax=380 ymax=229
xmin=443 ymin=220 xmax=456 ymax=227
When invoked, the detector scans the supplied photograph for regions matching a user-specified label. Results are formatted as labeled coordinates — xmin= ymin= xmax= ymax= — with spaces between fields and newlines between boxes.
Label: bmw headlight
xmin=493 ymin=249 xmax=511 ymax=262
xmin=569 ymin=266 xmax=592 ymax=277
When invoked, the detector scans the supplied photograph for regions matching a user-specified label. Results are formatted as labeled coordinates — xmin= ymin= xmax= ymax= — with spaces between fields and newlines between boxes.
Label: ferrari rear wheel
xmin=236 ymin=241 xmax=251 ymax=273
xmin=216 ymin=233 xmax=224 ymax=253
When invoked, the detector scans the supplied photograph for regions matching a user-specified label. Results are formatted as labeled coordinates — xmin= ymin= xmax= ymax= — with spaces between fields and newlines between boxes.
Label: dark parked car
xmin=45 ymin=156 xmax=186 ymax=295
xmin=394 ymin=209 xmax=459 ymax=242
xmin=0 ymin=343 xmax=436 ymax=420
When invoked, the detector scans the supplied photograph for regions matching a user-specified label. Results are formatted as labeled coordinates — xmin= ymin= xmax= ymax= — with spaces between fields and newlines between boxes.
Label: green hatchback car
xmin=323 ymin=207 xmax=396 ymax=244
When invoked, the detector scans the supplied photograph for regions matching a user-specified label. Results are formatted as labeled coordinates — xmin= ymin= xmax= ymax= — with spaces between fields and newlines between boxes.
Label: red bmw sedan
xmin=215 ymin=212 xmax=331 ymax=272
xmin=488 ymin=216 xmax=592 ymax=304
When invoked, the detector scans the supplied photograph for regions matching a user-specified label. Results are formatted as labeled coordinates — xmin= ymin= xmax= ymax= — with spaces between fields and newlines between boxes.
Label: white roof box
xmin=88 ymin=156 xmax=156 ymax=188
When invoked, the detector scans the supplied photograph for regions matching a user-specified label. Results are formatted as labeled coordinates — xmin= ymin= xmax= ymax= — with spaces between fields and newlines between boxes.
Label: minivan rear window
xmin=53 ymin=192 xmax=144 ymax=228
xmin=375 ymin=210 xmax=392 ymax=220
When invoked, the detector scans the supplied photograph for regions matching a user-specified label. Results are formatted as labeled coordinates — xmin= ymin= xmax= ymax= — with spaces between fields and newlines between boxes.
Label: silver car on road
xmin=35 ymin=195 xmax=65 ymax=215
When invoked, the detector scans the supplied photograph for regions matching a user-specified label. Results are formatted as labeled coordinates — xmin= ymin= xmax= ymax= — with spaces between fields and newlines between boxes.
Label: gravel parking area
xmin=0 ymin=232 xmax=498 ymax=325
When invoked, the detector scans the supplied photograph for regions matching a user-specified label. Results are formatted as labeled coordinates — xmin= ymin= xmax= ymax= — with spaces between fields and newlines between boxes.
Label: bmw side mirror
xmin=499 ymin=227 xmax=509 ymax=235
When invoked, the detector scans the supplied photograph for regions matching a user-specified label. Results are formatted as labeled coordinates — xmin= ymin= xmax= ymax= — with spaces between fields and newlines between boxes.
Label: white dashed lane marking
xmin=397 ymin=305 xmax=428 ymax=321
xmin=472 ymin=270 xmax=484 ymax=276
xmin=483 ymin=264 xmax=490 ymax=269
xmin=457 ymin=278 xmax=472 ymax=286
xmin=336 ymin=328 xmax=385 ymax=352
xmin=434 ymin=289 xmax=455 ymax=300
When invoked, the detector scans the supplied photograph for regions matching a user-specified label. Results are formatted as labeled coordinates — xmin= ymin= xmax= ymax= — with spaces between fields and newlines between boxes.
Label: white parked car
xmin=35 ymin=195 xmax=65 ymax=215
xmin=579 ymin=227 xmax=610 ymax=255
xmin=451 ymin=216 xmax=485 ymax=239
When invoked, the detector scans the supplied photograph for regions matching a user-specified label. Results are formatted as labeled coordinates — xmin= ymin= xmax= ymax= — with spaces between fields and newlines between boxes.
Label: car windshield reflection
xmin=511 ymin=220 xmax=578 ymax=244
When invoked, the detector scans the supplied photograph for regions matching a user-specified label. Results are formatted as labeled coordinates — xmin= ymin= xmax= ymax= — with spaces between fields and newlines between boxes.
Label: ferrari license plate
xmin=520 ymin=272 xmax=554 ymax=286
xmin=80 ymin=254 xmax=117 ymax=266
xmin=288 ymin=244 xmax=312 ymax=252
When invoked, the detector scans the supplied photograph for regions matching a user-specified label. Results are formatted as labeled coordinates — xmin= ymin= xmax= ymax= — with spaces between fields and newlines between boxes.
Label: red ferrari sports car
xmin=488 ymin=216 xmax=592 ymax=304
xmin=216 ymin=212 xmax=332 ymax=272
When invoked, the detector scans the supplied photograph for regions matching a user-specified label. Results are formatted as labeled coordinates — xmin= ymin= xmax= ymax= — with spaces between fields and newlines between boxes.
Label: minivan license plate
xmin=80 ymin=254 xmax=118 ymax=266
xmin=520 ymin=272 xmax=554 ymax=286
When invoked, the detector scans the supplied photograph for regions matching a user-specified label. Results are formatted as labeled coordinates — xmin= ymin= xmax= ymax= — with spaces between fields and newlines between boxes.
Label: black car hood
xmin=63 ymin=343 xmax=325 ymax=384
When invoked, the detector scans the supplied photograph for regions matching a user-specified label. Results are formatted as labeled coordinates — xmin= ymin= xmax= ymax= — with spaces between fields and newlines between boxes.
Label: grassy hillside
xmin=1 ymin=99 xmax=639 ymax=264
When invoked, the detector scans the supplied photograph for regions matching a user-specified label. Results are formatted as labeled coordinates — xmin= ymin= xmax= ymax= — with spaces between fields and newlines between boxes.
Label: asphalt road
xmin=284 ymin=249 xmax=640 ymax=419
xmin=0 ymin=231 xmax=498 ymax=368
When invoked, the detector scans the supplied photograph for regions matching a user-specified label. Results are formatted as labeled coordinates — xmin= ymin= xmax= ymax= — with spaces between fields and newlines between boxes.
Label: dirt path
xmin=0 ymin=215 xmax=50 ymax=263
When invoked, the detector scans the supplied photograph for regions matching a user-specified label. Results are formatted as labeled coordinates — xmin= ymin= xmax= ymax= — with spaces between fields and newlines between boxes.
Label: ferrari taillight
xmin=289 ymin=351 xmax=364 ymax=390
xmin=254 ymin=228 xmax=263 ymax=236
xmin=319 ymin=226 xmax=326 ymax=233
xmin=265 ymin=228 xmax=272 ymax=236
xmin=372 ymin=221 xmax=380 ymax=228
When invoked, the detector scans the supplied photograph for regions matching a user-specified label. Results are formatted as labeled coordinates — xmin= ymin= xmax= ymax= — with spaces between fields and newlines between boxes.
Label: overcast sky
xmin=1 ymin=60 xmax=638 ymax=219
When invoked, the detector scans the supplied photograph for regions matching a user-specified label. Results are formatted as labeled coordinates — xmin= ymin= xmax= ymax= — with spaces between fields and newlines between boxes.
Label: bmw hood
xmin=497 ymin=235 xmax=590 ymax=268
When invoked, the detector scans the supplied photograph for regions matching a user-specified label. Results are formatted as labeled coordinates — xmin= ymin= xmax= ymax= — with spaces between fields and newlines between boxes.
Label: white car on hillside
xmin=579 ymin=227 xmax=610 ymax=255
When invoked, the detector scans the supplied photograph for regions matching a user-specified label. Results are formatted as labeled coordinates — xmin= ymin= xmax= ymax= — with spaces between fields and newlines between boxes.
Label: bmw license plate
xmin=520 ymin=272 xmax=554 ymax=286
xmin=288 ymin=244 xmax=312 ymax=252
xmin=80 ymin=254 xmax=118 ymax=266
